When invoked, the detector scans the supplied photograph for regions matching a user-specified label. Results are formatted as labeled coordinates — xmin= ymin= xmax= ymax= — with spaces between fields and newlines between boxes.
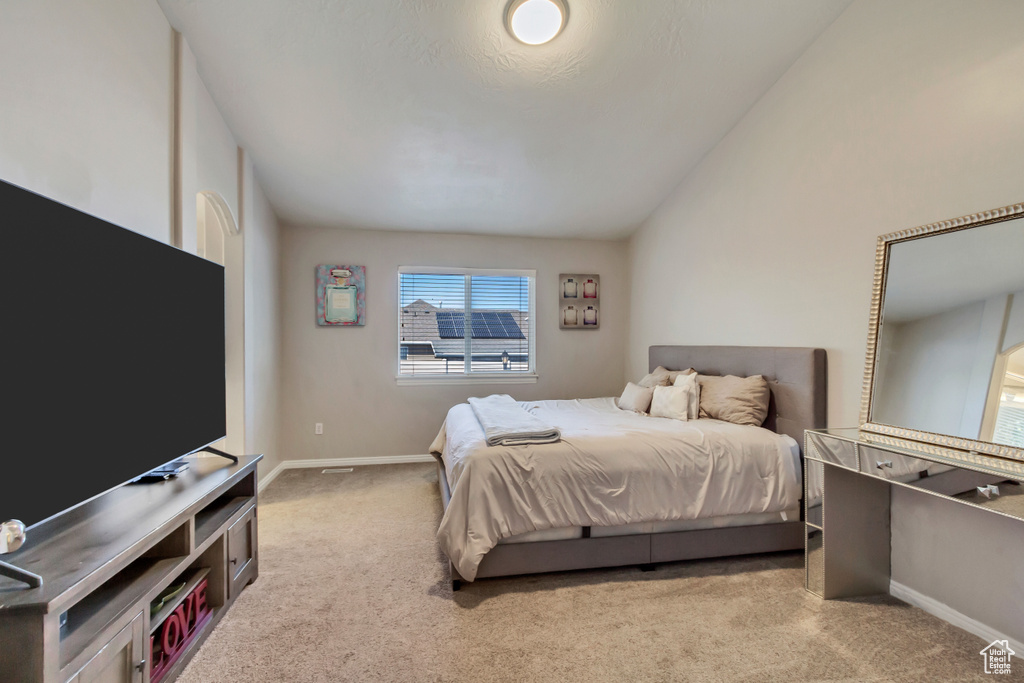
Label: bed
xmin=433 ymin=345 xmax=827 ymax=589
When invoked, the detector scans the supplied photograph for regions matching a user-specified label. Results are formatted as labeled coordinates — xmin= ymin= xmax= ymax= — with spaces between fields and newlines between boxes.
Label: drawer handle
xmin=231 ymin=558 xmax=237 ymax=565
xmin=876 ymin=460 xmax=893 ymax=469
xmin=978 ymin=484 xmax=1001 ymax=499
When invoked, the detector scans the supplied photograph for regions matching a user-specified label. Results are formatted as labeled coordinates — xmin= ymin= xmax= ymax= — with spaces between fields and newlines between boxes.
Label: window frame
xmin=396 ymin=266 xmax=537 ymax=385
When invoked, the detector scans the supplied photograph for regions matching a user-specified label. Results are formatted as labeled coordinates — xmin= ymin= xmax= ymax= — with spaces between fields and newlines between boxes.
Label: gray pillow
xmin=617 ymin=382 xmax=655 ymax=413
xmin=697 ymin=374 xmax=770 ymax=427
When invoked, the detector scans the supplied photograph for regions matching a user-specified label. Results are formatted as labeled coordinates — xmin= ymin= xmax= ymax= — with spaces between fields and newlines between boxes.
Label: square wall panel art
xmin=560 ymin=273 xmax=599 ymax=330
xmin=316 ymin=265 xmax=365 ymax=326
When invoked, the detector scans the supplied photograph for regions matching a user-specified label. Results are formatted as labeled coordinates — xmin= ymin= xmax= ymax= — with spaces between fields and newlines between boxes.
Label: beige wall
xmin=279 ymin=225 xmax=628 ymax=461
xmin=175 ymin=34 xmax=282 ymax=476
xmin=0 ymin=0 xmax=282 ymax=483
xmin=627 ymin=0 xmax=1024 ymax=643
xmin=244 ymin=166 xmax=283 ymax=477
xmin=629 ymin=0 xmax=1024 ymax=423
xmin=0 ymin=0 xmax=174 ymax=243
xmin=179 ymin=51 xmax=247 ymax=456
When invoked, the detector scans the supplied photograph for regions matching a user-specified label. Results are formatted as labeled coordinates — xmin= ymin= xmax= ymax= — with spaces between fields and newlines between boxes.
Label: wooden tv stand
xmin=0 ymin=454 xmax=261 ymax=683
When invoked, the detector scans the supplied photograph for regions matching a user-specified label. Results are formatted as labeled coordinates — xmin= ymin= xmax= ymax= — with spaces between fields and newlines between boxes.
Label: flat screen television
xmin=0 ymin=179 xmax=226 ymax=530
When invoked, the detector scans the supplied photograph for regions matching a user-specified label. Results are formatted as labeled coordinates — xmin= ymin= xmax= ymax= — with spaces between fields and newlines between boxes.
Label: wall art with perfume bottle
xmin=559 ymin=273 xmax=599 ymax=330
xmin=316 ymin=264 xmax=366 ymax=326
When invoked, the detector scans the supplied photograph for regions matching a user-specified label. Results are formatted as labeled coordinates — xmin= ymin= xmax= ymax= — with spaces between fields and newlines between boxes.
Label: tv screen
xmin=0 ymin=179 xmax=226 ymax=529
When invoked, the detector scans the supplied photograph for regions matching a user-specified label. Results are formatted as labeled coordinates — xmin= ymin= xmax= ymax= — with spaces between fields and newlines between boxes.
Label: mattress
xmin=431 ymin=397 xmax=803 ymax=581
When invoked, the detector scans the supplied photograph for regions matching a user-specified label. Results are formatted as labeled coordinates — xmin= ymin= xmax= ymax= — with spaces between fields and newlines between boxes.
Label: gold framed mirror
xmin=860 ymin=202 xmax=1024 ymax=462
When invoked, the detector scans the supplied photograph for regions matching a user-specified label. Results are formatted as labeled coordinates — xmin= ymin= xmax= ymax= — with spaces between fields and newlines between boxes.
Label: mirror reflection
xmin=871 ymin=217 xmax=1024 ymax=448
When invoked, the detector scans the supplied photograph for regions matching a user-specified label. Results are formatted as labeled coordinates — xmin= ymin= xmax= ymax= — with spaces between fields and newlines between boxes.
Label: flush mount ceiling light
xmin=506 ymin=0 xmax=567 ymax=45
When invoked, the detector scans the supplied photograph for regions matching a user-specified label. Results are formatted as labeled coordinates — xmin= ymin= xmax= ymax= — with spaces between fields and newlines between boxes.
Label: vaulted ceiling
xmin=158 ymin=0 xmax=852 ymax=239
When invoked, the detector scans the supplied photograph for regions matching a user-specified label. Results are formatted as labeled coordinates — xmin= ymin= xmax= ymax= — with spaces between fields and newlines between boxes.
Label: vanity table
xmin=804 ymin=428 xmax=1024 ymax=599
xmin=807 ymin=200 xmax=1024 ymax=607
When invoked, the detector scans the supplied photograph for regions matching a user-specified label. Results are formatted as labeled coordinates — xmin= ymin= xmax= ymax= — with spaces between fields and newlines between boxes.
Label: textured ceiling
xmin=158 ymin=0 xmax=852 ymax=239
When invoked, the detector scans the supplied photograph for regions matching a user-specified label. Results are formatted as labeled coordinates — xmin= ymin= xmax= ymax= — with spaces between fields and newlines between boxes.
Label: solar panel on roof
xmin=434 ymin=311 xmax=523 ymax=339
xmin=496 ymin=312 xmax=524 ymax=339
xmin=471 ymin=312 xmax=498 ymax=338
xmin=435 ymin=311 xmax=465 ymax=339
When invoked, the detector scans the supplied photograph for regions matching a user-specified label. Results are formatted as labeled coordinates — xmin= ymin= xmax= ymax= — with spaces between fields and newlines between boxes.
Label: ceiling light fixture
xmin=506 ymin=0 xmax=567 ymax=46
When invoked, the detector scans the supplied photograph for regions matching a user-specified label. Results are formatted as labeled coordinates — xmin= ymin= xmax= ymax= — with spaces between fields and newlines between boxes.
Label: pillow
xmin=637 ymin=366 xmax=696 ymax=388
xmin=697 ymin=374 xmax=770 ymax=426
xmin=617 ymin=382 xmax=655 ymax=413
xmin=637 ymin=366 xmax=672 ymax=388
xmin=672 ymin=371 xmax=701 ymax=420
xmin=650 ymin=385 xmax=690 ymax=421
xmin=666 ymin=366 xmax=696 ymax=384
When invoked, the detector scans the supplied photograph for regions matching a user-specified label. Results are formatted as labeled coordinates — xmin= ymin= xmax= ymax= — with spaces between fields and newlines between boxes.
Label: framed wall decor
xmin=560 ymin=274 xmax=599 ymax=329
xmin=316 ymin=264 xmax=366 ymax=326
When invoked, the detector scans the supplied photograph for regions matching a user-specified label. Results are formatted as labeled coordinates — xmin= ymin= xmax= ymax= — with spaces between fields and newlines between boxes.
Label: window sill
xmin=396 ymin=374 xmax=538 ymax=386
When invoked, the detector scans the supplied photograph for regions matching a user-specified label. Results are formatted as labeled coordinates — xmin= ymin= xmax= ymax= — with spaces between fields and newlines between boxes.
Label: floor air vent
xmin=322 ymin=467 xmax=354 ymax=474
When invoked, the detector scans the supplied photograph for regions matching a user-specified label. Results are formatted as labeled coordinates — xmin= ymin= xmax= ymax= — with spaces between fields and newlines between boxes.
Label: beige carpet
xmin=178 ymin=464 xmax=1017 ymax=682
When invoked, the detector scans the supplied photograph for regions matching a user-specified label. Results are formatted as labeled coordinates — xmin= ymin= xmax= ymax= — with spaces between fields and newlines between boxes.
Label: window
xmin=398 ymin=267 xmax=536 ymax=382
xmin=992 ymin=347 xmax=1024 ymax=449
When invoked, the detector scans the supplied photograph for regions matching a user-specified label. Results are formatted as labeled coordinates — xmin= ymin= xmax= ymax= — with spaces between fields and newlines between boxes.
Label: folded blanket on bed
xmin=468 ymin=394 xmax=561 ymax=447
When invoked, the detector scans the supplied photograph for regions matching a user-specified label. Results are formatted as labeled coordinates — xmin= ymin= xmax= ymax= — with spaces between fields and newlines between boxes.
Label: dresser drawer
xmin=806 ymin=431 xmax=858 ymax=470
xmin=859 ymin=446 xmax=930 ymax=482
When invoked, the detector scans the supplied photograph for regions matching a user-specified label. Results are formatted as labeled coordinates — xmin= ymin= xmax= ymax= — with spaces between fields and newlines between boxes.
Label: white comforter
xmin=431 ymin=397 xmax=801 ymax=581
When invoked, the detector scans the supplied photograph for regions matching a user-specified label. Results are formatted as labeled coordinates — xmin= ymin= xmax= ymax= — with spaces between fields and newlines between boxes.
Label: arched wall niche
xmin=196 ymin=190 xmax=238 ymax=264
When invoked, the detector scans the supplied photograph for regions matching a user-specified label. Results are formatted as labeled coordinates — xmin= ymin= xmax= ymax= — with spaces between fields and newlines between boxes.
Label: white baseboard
xmin=890 ymin=580 xmax=1024 ymax=653
xmin=258 ymin=454 xmax=435 ymax=493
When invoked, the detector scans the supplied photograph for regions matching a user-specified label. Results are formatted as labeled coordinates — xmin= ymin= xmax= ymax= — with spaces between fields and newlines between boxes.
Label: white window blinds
xmin=398 ymin=268 xmax=535 ymax=378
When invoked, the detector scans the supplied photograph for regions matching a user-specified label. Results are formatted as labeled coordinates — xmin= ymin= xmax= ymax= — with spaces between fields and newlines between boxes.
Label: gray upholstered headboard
xmin=649 ymin=346 xmax=827 ymax=449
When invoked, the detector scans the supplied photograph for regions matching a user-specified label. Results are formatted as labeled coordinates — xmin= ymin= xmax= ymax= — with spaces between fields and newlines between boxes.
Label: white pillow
xmin=667 ymin=366 xmax=696 ymax=384
xmin=650 ymin=385 xmax=690 ymax=421
xmin=672 ymin=372 xmax=701 ymax=420
xmin=638 ymin=366 xmax=696 ymax=388
xmin=617 ymin=382 xmax=655 ymax=413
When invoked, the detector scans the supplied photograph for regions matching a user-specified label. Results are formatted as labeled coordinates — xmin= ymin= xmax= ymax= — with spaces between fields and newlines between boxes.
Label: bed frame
xmin=437 ymin=345 xmax=827 ymax=590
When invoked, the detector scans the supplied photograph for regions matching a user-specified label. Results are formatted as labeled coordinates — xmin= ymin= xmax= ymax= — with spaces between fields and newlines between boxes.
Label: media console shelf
xmin=0 ymin=454 xmax=261 ymax=683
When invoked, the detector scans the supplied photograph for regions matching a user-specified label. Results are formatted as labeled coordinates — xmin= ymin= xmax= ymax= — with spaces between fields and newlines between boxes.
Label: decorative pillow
xmin=617 ymin=382 xmax=655 ymax=413
xmin=638 ymin=366 xmax=696 ymax=388
xmin=637 ymin=366 xmax=672 ymax=388
xmin=672 ymin=371 xmax=701 ymax=420
xmin=650 ymin=385 xmax=690 ymax=421
xmin=697 ymin=374 xmax=770 ymax=426
xmin=667 ymin=366 xmax=696 ymax=384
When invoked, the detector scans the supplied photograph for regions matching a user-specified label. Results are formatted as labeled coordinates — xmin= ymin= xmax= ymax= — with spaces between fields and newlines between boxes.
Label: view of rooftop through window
xmin=399 ymin=271 xmax=534 ymax=377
